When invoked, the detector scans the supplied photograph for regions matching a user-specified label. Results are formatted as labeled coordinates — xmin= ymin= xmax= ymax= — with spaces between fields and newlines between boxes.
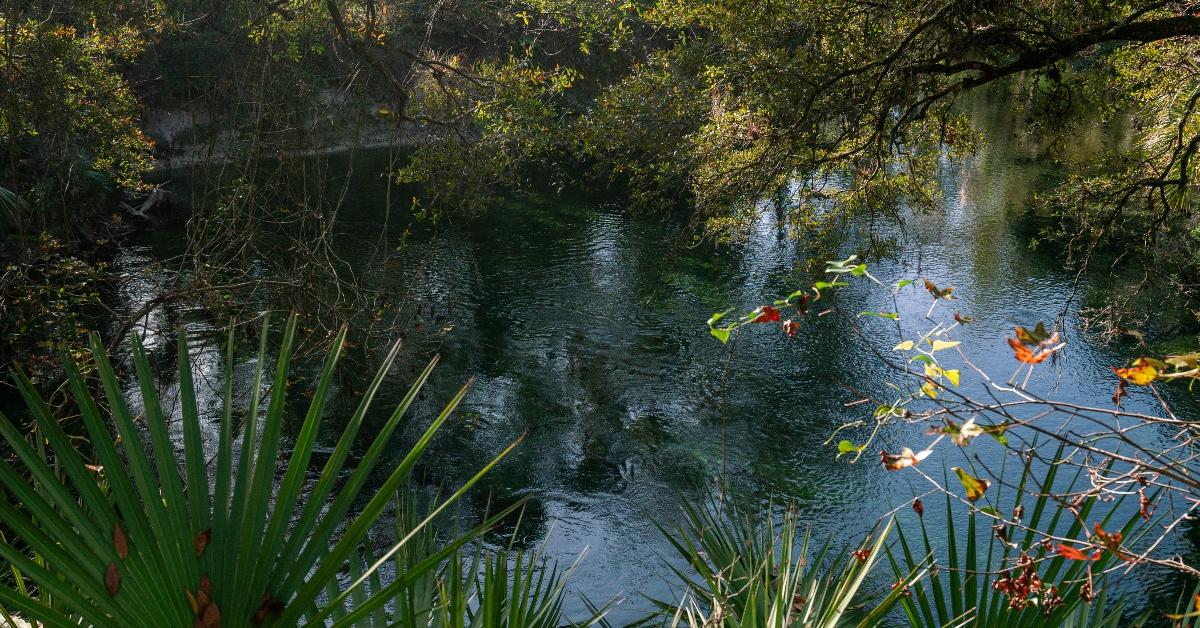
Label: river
xmin=112 ymin=92 xmax=1195 ymax=623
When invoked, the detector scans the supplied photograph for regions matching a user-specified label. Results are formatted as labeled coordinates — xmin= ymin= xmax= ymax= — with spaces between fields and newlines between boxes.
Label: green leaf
xmin=895 ymin=279 xmax=914 ymax=289
xmin=710 ymin=327 xmax=732 ymax=344
xmin=983 ymin=423 xmax=1009 ymax=445
xmin=813 ymin=280 xmax=849 ymax=290
xmin=707 ymin=309 xmax=731 ymax=327
xmin=859 ymin=311 xmax=899 ymax=320
xmin=837 ymin=440 xmax=864 ymax=456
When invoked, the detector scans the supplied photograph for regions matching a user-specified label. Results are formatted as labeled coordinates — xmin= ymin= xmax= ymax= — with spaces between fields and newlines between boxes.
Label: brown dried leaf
xmin=199 ymin=573 xmax=213 ymax=596
xmin=194 ymin=528 xmax=212 ymax=557
xmin=198 ymin=601 xmax=220 ymax=628
xmin=113 ymin=524 xmax=128 ymax=560
xmin=251 ymin=592 xmax=285 ymax=626
xmin=105 ymin=563 xmax=120 ymax=596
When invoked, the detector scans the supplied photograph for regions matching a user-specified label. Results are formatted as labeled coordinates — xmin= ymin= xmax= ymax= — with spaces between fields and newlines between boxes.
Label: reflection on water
xmin=111 ymin=95 xmax=1190 ymax=622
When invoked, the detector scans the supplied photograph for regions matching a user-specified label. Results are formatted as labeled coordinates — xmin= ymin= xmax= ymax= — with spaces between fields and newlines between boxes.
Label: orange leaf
xmin=1113 ymin=359 xmax=1158 ymax=385
xmin=1007 ymin=335 xmax=1064 ymax=364
xmin=1057 ymin=544 xmax=1093 ymax=561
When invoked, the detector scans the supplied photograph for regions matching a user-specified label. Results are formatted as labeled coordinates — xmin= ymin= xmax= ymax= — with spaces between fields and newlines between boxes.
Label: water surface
xmin=116 ymin=96 xmax=1194 ymax=622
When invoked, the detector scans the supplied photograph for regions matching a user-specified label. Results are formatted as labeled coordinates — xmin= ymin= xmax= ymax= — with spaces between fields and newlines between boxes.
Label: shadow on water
xmin=106 ymin=89 xmax=1199 ymax=622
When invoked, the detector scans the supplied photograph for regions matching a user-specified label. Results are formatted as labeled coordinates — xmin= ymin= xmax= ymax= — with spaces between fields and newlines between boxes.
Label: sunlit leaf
xmin=752 ymin=305 xmax=781 ymax=323
xmin=859 ymin=310 xmax=899 ymax=320
xmin=923 ymin=279 xmax=953 ymax=299
xmin=944 ymin=418 xmax=983 ymax=446
xmin=943 ymin=369 xmax=960 ymax=386
xmin=921 ymin=381 xmax=938 ymax=398
xmin=952 ymin=467 xmax=989 ymax=501
xmin=710 ymin=327 xmax=732 ymax=344
xmin=812 ymin=280 xmax=849 ymax=292
xmin=982 ymin=423 xmax=1009 ymax=445
xmin=1014 ymin=322 xmax=1050 ymax=346
xmin=1056 ymin=544 xmax=1097 ymax=561
xmin=1166 ymin=353 xmax=1200 ymax=369
xmin=930 ymin=339 xmax=959 ymax=352
xmin=1007 ymin=334 xmax=1064 ymax=364
xmin=706 ymin=309 xmax=732 ymax=327
xmin=881 ymin=447 xmax=931 ymax=470
xmin=837 ymin=440 xmax=864 ymax=457
xmin=1113 ymin=357 xmax=1158 ymax=385
xmin=893 ymin=340 xmax=914 ymax=351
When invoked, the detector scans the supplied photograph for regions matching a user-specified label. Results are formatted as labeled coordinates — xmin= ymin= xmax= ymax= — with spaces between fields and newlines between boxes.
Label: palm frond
xmin=0 ymin=316 xmax=520 ymax=626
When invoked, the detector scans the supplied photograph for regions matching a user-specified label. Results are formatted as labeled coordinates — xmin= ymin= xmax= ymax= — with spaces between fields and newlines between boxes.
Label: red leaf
xmin=753 ymin=305 xmax=781 ymax=323
xmin=782 ymin=319 xmax=800 ymax=337
xmin=796 ymin=293 xmax=809 ymax=316
xmin=912 ymin=499 xmax=924 ymax=518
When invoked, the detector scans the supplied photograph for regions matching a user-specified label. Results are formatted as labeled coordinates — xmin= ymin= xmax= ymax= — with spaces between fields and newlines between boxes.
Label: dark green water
xmin=113 ymin=96 xmax=1195 ymax=622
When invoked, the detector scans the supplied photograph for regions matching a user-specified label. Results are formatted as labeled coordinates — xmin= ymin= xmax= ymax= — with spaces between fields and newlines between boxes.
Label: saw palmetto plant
xmin=0 ymin=314 xmax=525 ymax=626
xmin=652 ymin=497 xmax=914 ymax=627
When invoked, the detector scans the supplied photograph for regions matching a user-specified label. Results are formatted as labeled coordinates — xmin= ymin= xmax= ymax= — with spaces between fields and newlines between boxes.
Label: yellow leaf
xmin=924 ymin=363 xmax=940 ymax=378
xmin=930 ymin=340 xmax=960 ymax=352
xmin=943 ymin=369 xmax=960 ymax=386
xmin=921 ymin=381 xmax=939 ymax=398
xmin=893 ymin=340 xmax=914 ymax=351
xmin=1113 ymin=358 xmax=1158 ymax=385
xmin=953 ymin=467 xmax=990 ymax=502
